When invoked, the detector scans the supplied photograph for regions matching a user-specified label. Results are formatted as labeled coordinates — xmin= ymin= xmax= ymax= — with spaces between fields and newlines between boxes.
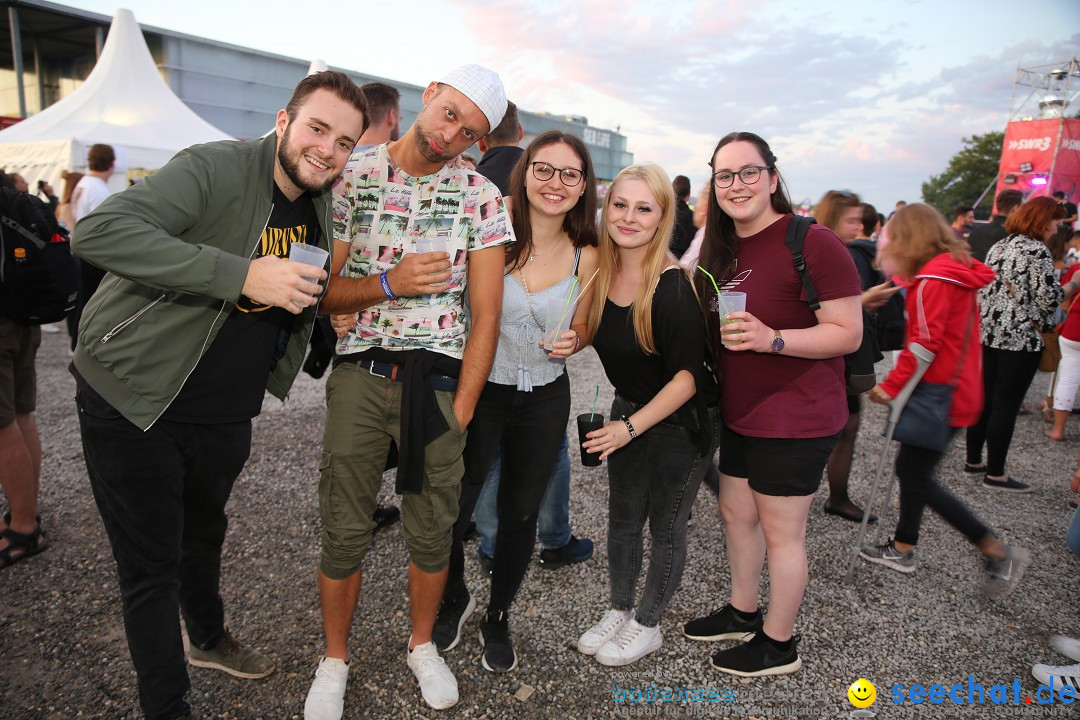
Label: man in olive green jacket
xmin=70 ymin=71 xmax=366 ymax=720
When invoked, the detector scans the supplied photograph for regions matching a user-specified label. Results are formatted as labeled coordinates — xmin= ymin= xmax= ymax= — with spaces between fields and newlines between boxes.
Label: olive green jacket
xmin=72 ymin=134 xmax=329 ymax=430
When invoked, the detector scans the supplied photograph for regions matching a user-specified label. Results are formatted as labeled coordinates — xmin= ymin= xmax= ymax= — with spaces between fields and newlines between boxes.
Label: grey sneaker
xmin=859 ymin=539 xmax=916 ymax=574
xmin=188 ymin=627 xmax=274 ymax=679
xmin=982 ymin=545 xmax=1030 ymax=597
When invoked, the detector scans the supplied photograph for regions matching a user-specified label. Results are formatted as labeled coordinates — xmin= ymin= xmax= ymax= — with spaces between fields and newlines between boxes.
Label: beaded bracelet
xmin=621 ymin=415 xmax=637 ymax=440
xmin=379 ymin=271 xmax=396 ymax=300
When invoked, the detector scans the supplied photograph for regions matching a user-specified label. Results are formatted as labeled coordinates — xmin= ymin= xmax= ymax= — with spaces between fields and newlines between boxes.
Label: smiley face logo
xmin=848 ymin=678 xmax=877 ymax=708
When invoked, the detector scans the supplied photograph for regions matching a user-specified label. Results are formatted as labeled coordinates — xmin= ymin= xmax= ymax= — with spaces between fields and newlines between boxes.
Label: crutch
xmin=842 ymin=342 xmax=936 ymax=583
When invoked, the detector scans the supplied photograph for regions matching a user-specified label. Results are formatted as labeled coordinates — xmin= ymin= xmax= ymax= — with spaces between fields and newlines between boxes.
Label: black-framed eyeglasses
xmin=530 ymin=161 xmax=584 ymax=187
xmin=712 ymin=165 xmax=771 ymax=189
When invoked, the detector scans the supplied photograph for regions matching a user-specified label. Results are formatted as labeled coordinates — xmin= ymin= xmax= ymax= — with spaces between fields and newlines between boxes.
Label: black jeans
xmin=607 ymin=396 xmax=718 ymax=628
xmin=965 ymin=346 xmax=1041 ymax=476
xmin=894 ymin=435 xmax=990 ymax=546
xmin=76 ymin=383 xmax=251 ymax=720
xmin=443 ymin=373 xmax=570 ymax=614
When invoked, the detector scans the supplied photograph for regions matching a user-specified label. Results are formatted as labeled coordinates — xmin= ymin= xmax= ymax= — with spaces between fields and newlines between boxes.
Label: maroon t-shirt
xmin=717 ymin=215 xmax=860 ymax=438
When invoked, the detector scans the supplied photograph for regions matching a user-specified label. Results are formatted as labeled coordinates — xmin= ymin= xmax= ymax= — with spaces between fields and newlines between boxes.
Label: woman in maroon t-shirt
xmin=687 ymin=132 xmax=862 ymax=678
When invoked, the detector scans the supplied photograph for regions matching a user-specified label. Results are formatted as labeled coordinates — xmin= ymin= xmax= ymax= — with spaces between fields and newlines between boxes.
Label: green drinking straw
xmin=696 ymin=265 xmax=730 ymax=316
xmin=591 ymin=385 xmax=600 ymax=419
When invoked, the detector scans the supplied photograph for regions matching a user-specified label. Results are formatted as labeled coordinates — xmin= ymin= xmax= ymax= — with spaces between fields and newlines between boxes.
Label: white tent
xmin=0 ymin=8 xmax=233 ymax=195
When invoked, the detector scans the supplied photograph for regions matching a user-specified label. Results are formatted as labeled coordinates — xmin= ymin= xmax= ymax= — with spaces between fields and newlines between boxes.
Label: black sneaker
xmin=478 ymin=610 xmax=517 ymax=672
xmin=709 ymin=632 xmax=802 ymax=677
xmin=982 ymin=476 xmax=1033 ymax=493
xmin=982 ymin=545 xmax=1031 ymax=598
xmin=682 ymin=604 xmax=762 ymax=642
xmin=538 ymin=536 xmax=594 ymax=569
xmin=372 ymin=504 xmax=401 ymax=532
xmin=431 ymin=591 xmax=476 ymax=652
xmin=477 ymin=546 xmax=493 ymax=576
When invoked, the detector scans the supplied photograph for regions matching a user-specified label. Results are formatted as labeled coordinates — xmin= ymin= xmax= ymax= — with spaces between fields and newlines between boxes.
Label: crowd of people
xmin=2 ymin=64 xmax=1079 ymax=720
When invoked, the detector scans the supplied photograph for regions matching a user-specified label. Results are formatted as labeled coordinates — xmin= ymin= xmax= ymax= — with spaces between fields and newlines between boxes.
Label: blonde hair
xmin=880 ymin=203 xmax=971 ymax=280
xmin=586 ymin=163 xmax=680 ymax=355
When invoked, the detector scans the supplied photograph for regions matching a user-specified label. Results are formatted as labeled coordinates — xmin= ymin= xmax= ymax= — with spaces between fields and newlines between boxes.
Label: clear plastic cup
xmin=718 ymin=291 xmax=746 ymax=347
xmin=289 ymin=242 xmax=329 ymax=282
xmin=543 ymin=295 xmax=577 ymax=351
xmin=415 ymin=238 xmax=449 ymax=255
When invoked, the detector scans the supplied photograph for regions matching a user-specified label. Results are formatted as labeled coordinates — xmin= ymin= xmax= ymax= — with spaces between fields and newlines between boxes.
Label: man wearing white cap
xmin=303 ymin=64 xmax=511 ymax=718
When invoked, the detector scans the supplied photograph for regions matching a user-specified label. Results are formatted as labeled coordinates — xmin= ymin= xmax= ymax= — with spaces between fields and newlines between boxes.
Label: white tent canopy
xmin=0 ymin=8 xmax=233 ymax=195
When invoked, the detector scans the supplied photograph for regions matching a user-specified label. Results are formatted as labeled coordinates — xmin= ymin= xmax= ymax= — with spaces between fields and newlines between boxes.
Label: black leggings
xmin=443 ymin=373 xmax=570 ymax=614
xmin=894 ymin=437 xmax=991 ymax=547
xmin=965 ymin=346 xmax=1041 ymax=476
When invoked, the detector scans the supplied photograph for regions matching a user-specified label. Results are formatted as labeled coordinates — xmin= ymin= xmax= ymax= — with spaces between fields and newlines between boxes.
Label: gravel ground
xmin=2 ymin=330 xmax=1077 ymax=720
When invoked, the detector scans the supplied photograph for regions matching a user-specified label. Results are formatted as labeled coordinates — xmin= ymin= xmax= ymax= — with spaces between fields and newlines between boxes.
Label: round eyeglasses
xmin=713 ymin=165 xmax=771 ymax=189
xmin=530 ymin=162 xmax=584 ymax=187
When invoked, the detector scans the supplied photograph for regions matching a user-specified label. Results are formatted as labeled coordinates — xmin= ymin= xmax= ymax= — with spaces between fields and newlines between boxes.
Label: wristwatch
xmin=770 ymin=329 xmax=785 ymax=354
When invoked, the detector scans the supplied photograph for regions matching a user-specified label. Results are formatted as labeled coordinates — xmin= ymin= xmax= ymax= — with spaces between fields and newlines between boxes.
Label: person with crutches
xmin=857 ymin=204 xmax=1030 ymax=597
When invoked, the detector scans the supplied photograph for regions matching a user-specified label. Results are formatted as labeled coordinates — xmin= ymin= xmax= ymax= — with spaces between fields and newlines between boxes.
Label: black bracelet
xmin=620 ymin=415 xmax=637 ymax=439
xmin=379 ymin=271 xmax=396 ymax=300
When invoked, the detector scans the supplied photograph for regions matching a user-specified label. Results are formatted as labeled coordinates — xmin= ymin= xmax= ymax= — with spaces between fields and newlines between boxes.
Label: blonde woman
xmin=576 ymin=163 xmax=719 ymax=666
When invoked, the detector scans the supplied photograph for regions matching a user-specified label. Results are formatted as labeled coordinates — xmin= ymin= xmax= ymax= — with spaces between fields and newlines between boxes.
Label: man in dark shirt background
xmin=475 ymin=100 xmax=523 ymax=196
xmin=968 ymin=189 xmax=1023 ymax=262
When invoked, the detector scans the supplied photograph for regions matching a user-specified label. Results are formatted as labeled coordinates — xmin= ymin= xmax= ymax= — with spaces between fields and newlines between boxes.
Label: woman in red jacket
xmin=859 ymin=204 xmax=1029 ymax=597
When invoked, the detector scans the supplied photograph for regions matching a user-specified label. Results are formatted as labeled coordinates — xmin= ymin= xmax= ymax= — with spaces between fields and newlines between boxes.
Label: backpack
xmin=784 ymin=215 xmax=880 ymax=394
xmin=0 ymin=187 xmax=78 ymax=325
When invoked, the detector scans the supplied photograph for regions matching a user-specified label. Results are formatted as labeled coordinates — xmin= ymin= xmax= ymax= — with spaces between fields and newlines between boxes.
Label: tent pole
xmin=8 ymin=6 xmax=27 ymax=118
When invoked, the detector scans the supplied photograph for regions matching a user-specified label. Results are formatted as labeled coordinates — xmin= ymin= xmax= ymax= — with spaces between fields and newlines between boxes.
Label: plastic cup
xmin=289 ymin=242 xmax=329 ymax=282
xmin=543 ymin=296 xmax=577 ymax=351
xmin=577 ymin=413 xmax=604 ymax=466
xmin=415 ymin=238 xmax=449 ymax=255
xmin=718 ymin=291 xmax=746 ymax=347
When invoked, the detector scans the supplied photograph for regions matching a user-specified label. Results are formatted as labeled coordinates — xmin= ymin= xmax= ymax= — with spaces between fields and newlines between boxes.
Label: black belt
xmin=355 ymin=358 xmax=458 ymax=392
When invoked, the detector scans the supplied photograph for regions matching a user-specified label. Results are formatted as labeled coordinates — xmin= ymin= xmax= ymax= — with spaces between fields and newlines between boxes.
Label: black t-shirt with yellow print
xmin=163 ymin=183 xmax=319 ymax=423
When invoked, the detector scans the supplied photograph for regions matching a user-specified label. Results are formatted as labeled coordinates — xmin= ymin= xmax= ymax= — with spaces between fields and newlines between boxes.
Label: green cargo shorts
xmin=318 ymin=361 xmax=466 ymax=577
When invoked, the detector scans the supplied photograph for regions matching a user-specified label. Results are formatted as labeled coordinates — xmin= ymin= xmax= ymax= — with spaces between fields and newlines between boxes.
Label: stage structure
xmin=993 ymin=58 xmax=1080 ymax=212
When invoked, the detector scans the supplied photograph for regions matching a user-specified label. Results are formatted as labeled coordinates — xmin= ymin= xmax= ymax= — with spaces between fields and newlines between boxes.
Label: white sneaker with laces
xmin=1052 ymin=635 xmax=1080 ymax=662
xmin=577 ymin=609 xmax=632 ymax=656
xmin=407 ymin=639 xmax=459 ymax=710
xmin=1031 ymin=661 xmax=1080 ymax=692
xmin=303 ymin=656 xmax=349 ymax=720
xmin=596 ymin=619 xmax=662 ymax=666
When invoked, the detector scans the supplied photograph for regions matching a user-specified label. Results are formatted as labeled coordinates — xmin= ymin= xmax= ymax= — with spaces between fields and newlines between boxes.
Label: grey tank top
xmin=488 ymin=247 xmax=581 ymax=391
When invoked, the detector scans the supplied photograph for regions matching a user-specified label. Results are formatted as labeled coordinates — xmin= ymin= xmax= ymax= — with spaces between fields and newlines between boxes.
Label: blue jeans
xmin=607 ymin=396 xmax=718 ymax=628
xmin=475 ymin=432 xmax=572 ymax=556
xmin=1068 ymin=506 xmax=1080 ymax=562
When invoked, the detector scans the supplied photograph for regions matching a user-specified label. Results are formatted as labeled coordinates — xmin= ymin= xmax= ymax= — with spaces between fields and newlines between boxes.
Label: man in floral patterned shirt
xmin=303 ymin=65 xmax=512 ymax=719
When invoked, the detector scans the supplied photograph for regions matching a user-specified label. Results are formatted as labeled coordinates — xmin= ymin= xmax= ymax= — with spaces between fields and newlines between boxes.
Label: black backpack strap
xmin=784 ymin=215 xmax=820 ymax=311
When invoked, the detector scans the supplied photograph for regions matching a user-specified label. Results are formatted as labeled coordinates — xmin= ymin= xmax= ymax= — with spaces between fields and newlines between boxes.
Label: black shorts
xmin=717 ymin=422 xmax=840 ymax=497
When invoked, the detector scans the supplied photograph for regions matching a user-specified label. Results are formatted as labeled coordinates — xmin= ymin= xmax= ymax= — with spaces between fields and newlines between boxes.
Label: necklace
xmin=529 ymin=239 xmax=560 ymax=263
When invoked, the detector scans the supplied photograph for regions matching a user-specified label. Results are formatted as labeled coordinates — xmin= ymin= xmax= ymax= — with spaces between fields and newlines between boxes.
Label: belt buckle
xmin=368 ymin=360 xmax=398 ymax=381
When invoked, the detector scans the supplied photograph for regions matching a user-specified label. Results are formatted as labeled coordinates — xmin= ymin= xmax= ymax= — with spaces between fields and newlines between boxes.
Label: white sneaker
xmin=1052 ymin=635 xmax=1080 ymax=662
xmin=1031 ymin=661 xmax=1080 ymax=692
xmin=577 ymin=609 xmax=632 ymax=656
xmin=303 ymin=657 xmax=349 ymax=720
xmin=407 ymin=639 xmax=459 ymax=710
xmin=596 ymin=619 xmax=662 ymax=667
xmin=40 ymin=323 xmax=61 ymax=334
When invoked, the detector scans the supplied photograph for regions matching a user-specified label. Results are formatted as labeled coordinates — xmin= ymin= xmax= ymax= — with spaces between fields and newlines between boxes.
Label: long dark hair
xmin=695 ymin=132 xmax=793 ymax=299
xmin=505 ymin=130 xmax=598 ymax=271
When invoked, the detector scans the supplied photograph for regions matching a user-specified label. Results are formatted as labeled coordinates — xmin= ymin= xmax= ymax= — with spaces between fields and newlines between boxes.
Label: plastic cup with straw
xmin=577 ymin=385 xmax=604 ymax=466
xmin=697 ymin=266 xmax=744 ymax=346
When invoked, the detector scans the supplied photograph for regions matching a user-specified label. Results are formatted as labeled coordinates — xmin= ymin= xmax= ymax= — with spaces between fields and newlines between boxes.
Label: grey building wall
xmin=2 ymin=0 xmax=632 ymax=179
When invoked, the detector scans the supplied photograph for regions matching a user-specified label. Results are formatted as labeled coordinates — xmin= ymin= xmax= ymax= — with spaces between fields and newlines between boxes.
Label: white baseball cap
xmin=438 ymin=64 xmax=507 ymax=135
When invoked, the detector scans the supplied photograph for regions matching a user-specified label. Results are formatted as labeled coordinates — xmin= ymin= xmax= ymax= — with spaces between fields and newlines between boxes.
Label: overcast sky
xmin=64 ymin=0 xmax=1080 ymax=212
